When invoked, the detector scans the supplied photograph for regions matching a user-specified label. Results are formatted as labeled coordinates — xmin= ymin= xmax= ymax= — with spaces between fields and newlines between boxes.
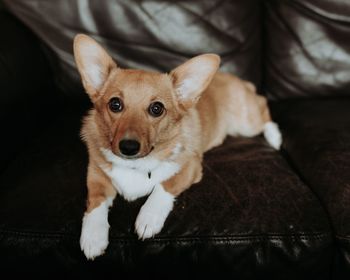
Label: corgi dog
xmin=73 ymin=34 xmax=282 ymax=260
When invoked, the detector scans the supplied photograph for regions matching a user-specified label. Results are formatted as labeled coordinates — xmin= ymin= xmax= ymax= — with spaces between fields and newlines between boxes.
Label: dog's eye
xmin=148 ymin=102 xmax=164 ymax=117
xmin=109 ymin=97 xmax=123 ymax=113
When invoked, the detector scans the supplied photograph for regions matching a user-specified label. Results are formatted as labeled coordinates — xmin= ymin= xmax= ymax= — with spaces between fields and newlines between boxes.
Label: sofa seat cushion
xmin=271 ymin=97 xmax=350 ymax=277
xmin=0 ymin=109 xmax=333 ymax=278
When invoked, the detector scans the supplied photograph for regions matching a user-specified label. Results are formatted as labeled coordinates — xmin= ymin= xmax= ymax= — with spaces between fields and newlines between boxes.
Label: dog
xmin=73 ymin=34 xmax=282 ymax=260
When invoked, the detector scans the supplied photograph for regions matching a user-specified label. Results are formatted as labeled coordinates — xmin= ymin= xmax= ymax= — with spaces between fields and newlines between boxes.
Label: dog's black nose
xmin=119 ymin=139 xmax=140 ymax=156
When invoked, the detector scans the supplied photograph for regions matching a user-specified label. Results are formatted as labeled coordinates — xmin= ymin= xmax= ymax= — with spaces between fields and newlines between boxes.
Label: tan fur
xmin=85 ymin=161 xmax=116 ymax=213
xmin=163 ymin=159 xmax=203 ymax=196
xmin=197 ymin=73 xmax=271 ymax=151
xmin=74 ymin=34 xmax=276 ymax=223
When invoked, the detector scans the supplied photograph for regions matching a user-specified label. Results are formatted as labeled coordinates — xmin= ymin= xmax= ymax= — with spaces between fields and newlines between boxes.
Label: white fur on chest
xmin=100 ymin=149 xmax=180 ymax=201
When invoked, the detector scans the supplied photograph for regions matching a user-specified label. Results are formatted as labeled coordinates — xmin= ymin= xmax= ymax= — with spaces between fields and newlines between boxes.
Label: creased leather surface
xmin=264 ymin=0 xmax=350 ymax=100
xmin=0 ymin=110 xmax=332 ymax=278
xmin=4 ymin=0 xmax=262 ymax=99
xmin=271 ymin=97 xmax=350 ymax=278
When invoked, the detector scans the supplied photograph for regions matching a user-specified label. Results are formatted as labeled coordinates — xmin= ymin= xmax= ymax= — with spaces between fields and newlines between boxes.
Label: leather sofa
xmin=0 ymin=1 xmax=349 ymax=279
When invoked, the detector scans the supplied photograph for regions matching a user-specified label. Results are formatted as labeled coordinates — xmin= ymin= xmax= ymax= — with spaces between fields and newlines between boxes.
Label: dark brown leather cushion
xmin=4 ymin=0 xmax=263 ymax=99
xmin=271 ymin=97 xmax=350 ymax=276
xmin=0 ymin=109 xmax=333 ymax=278
xmin=264 ymin=0 xmax=350 ymax=100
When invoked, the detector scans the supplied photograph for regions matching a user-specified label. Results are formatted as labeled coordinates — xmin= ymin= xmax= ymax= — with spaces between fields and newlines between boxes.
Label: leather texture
xmin=0 ymin=110 xmax=333 ymax=278
xmin=271 ymin=98 xmax=350 ymax=278
xmin=264 ymin=0 xmax=350 ymax=100
xmin=4 ymin=0 xmax=263 ymax=99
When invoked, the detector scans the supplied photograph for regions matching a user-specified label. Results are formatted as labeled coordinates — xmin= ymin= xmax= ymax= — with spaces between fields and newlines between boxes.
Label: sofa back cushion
xmin=4 ymin=0 xmax=262 ymax=100
xmin=264 ymin=0 xmax=350 ymax=100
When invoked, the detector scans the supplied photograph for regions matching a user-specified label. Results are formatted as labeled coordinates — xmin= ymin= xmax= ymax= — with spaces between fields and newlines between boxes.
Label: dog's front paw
xmin=135 ymin=184 xmax=174 ymax=240
xmin=80 ymin=213 xmax=110 ymax=260
xmin=135 ymin=210 xmax=166 ymax=240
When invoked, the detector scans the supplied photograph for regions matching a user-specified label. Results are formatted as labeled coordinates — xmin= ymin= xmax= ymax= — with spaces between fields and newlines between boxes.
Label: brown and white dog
xmin=73 ymin=34 xmax=282 ymax=260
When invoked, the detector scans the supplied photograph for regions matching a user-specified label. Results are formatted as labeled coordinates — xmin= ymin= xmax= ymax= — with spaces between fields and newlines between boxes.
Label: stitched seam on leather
xmin=120 ymin=234 xmax=332 ymax=244
xmin=0 ymin=229 xmax=332 ymax=243
xmin=0 ymin=230 xmax=65 ymax=238
xmin=0 ymin=228 xmax=331 ymax=237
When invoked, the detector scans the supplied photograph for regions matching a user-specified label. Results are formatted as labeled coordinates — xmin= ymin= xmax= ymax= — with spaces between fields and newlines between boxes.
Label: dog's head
xmin=74 ymin=34 xmax=220 ymax=159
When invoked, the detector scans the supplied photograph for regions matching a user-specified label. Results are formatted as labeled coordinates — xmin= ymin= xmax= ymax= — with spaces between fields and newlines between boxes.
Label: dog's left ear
xmin=170 ymin=54 xmax=220 ymax=109
xmin=74 ymin=34 xmax=117 ymax=100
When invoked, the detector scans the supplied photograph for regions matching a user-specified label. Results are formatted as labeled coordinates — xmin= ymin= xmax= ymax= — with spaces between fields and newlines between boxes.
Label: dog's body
xmin=74 ymin=34 xmax=282 ymax=260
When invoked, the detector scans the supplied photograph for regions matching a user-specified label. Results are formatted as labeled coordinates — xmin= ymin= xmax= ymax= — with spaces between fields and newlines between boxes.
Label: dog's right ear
xmin=170 ymin=54 xmax=220 ymax=109
xmin=73 ymin=34 xmax=116 ymax=100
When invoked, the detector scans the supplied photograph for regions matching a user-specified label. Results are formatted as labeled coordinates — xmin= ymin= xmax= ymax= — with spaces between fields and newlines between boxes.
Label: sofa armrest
xmin=0 ymin=10 xmax=59 ymax=171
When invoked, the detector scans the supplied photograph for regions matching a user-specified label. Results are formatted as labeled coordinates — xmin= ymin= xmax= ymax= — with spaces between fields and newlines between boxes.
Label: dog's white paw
xmin=80 ymin=206 xmax=110 ymax=260
xmin=135 ymin=210 xmax=166 ymax=240
xmin=80 ymin=223 xmax=109 ymax=260
xmin=134 ymin=184 xmax=174 ymax=240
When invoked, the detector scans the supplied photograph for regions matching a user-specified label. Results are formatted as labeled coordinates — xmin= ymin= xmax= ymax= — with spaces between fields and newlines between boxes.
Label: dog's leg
xmin=134 ymin=183 xmax=175 ymax=240
xmin=80 ymin=162 xmax=116 ymax=260
xmin=135 ymin=160 xmax=202 ymax=240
